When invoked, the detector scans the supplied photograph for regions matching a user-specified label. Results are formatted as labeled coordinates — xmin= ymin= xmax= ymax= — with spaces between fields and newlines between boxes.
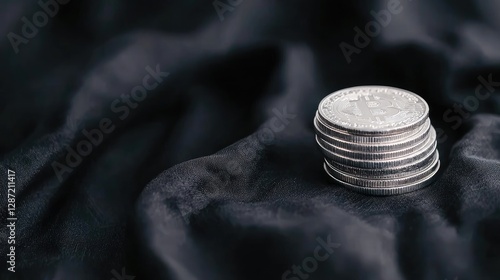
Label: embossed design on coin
xmin=318 ymin=86 xmax=429 ymax=135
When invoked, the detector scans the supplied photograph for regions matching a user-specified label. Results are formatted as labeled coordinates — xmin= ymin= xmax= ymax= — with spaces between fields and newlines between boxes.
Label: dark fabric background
xmin=1 ymin=0 xmax=500 ymax=279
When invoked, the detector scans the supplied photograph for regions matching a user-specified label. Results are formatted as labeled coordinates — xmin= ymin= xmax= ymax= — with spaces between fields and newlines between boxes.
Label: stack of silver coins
xmin=314 ymin=86 xmax=440 ymax=195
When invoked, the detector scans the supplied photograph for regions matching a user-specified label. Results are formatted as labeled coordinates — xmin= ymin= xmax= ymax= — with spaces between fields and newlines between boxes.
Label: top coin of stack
xmin=314 ymin=86 xmax=439 ymax=195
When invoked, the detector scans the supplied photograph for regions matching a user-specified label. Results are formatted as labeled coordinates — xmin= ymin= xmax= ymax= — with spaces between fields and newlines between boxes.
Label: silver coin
xmin=314 ymin=113 xmax=429 ymax=144
xmin=317 ymin=86 xmax=429 ymax=136
xmin=324 ymin=153 xmax=439 ymax=187
xmin=328 ymin=150 xmax=439 ymax=179
xmin=316 ymin=129 xmax=429 ymax=160
xmin=323 ymin=160 xmax=440 ymax=195
xmin=315 ymin=118 xmax=431 ymax=152
xmin=323 ymin=128 xmax=437 ymax=169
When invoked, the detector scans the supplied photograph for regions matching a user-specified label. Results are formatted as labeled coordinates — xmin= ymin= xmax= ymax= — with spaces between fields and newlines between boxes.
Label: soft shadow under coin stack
xmin=314 ymin=86 xmax=440 ymax=195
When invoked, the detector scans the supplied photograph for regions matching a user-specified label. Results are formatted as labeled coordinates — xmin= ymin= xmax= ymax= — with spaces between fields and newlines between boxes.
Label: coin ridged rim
xmin=315 ymin=118 xmax=431 ymax=152
xmin=316 ymin=130 xmax=429 ymax=160
xmin=324 ymin=140 xmax=436 ymax=169
xmin=324 ymin=154 xmax=439 ymax=187
xmin=323 ymin=161 xmax=440 ymax=195
xmin=328 ymin=150 xmax=439 ymax=178
xmin=317 ymin=86 xmax=429 ymax=136
xmin=323 ymin=128 xmax=437 ymax=169
xmin=315 ymin=113 xmax=429 ymax=144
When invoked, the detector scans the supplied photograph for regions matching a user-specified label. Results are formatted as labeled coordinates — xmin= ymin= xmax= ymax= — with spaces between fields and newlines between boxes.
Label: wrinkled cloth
xmin=1 ymin=0 xmax=500 ymax=279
